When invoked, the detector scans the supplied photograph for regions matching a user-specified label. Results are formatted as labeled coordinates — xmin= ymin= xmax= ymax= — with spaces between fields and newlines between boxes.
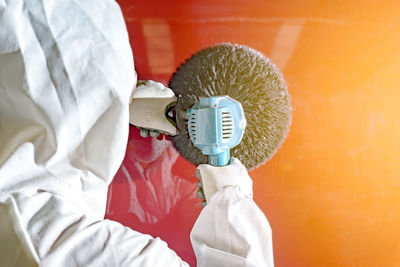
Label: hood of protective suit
xmin=0 ymin=0 xmax=136 ymax=220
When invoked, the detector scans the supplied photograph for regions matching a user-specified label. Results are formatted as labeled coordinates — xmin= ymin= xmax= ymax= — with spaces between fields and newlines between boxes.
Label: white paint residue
xmin=122 ymin=164 xmax=146 ymax=220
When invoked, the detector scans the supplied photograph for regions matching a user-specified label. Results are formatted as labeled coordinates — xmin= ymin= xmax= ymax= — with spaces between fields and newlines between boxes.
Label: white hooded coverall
xmin=0 ymin=0 xmax=274 ymax=266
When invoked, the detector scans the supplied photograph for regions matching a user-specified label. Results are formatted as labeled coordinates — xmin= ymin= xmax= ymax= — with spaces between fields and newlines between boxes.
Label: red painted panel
xmin=107 ymin=1 xmax=400 ymax=266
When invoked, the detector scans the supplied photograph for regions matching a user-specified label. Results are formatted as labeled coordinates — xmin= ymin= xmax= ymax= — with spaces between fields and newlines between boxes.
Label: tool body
xmin=187 ymin=96 xmax=246 ymax=166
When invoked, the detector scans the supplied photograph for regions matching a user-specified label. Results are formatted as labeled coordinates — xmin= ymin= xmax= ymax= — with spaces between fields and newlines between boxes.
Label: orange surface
xmin=111 ymin=1 xmax=400 ymax=266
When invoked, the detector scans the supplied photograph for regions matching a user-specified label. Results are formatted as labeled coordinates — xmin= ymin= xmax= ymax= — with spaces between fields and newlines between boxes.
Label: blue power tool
xmin=187 ymin=96 xmax=246 ymax=166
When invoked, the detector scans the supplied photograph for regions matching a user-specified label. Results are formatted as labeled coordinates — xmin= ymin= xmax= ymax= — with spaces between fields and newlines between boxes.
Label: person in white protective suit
xmin=0 ymin=0 xmax=274 ymax=266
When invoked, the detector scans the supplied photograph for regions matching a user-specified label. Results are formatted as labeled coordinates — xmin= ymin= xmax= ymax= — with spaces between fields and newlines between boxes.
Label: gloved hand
xmin=129 ymin=80 xmax=177 ymax=136
xmin=195 ymin=158 xmax=253 ymax=207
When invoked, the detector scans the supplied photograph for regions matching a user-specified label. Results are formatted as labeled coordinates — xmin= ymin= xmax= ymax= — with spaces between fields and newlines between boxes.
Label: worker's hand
xmin=195 ymin=158 xmax=253 ymax=206
xmin=131 ymin=80 xmax=162 ymax=138
xmin=129 ymin=80 xmax=177 ymax=136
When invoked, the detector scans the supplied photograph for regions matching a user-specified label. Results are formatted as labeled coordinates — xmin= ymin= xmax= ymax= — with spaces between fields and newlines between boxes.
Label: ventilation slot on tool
xmin=221 ymin=111 xmax=233 ymax=140
xmin=188 ymin=112 xmax=197 ymax=141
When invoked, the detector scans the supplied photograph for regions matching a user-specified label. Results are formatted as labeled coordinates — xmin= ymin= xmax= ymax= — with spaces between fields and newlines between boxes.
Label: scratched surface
xmin=106 ymin=1 xmax=400 ymax=266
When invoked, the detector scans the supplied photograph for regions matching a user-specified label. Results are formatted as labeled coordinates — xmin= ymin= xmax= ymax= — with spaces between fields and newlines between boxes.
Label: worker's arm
xmin=191 ymin=159 xmax=274 ymax=267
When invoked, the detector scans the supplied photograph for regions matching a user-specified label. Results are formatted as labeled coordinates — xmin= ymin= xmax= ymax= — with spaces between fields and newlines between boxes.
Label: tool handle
xmin=209 ymin=151 xmax=230 ymax=166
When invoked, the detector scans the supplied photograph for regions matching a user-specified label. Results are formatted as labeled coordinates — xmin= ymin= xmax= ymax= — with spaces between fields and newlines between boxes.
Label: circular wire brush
xmin=170 ymin=43 xmax=292 ymax=170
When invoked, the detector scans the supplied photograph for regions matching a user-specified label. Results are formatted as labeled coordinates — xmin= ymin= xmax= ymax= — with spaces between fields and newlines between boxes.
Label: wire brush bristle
xmin=170 ymin=43 xmax=292 ymax=170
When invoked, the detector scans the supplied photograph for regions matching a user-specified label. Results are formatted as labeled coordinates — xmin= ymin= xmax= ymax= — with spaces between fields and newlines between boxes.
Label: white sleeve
xmin=0 ymin=192 xmax=189 ymax=267
xmin=0 ymin=1 xmax=188 ymax=266
xmin=191 ymin=161 xmax=274 ymax=267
